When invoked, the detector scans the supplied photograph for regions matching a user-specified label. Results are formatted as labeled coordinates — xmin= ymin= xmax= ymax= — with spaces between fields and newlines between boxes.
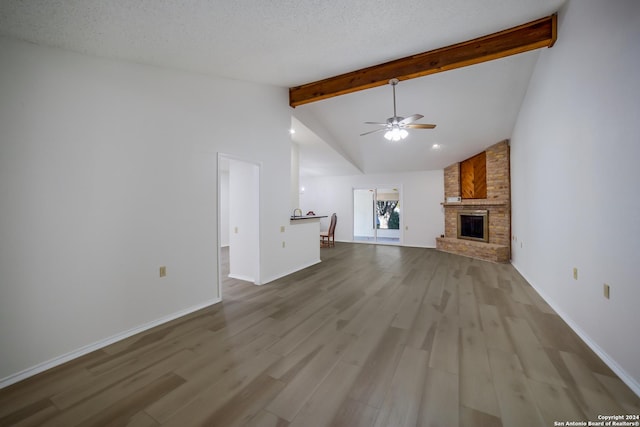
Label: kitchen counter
xmin=290 ymin=215 xmax=327 ymax=221
xmin=276 ymin=215 xmax=324 ymax=281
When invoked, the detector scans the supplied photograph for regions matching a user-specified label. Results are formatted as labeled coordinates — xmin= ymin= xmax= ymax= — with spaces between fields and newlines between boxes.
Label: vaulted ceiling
xmin=0 ymin=0 xmax=566 ymax=175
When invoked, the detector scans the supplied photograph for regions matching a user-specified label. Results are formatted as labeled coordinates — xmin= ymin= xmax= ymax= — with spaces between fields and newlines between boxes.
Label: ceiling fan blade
xmin=405 ymin=123 xmax=437 ymax=129
xmin=360 ymin=128 xmax=387 ymax=136
xmin=364 ymin=121 xmax=388 ymax=126
xmin=399 ymin=114 xmax=424 ymax=125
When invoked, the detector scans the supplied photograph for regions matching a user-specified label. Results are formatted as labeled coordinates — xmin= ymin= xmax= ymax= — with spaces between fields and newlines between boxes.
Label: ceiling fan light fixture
xmin=361 ymin=78 xmax=435 ymax=140
xmin=384 ymin=126 xmax=408 ymax=141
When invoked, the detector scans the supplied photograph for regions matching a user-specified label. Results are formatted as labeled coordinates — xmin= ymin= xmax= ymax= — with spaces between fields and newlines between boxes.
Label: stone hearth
xmin=436 ymin=140 xmax=511 ymax=263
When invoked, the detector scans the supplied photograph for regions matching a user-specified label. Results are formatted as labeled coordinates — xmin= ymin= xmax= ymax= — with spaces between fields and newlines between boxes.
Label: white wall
xmin=220 ymin=171 xmax=230 ymax=247
xmin=510 ymin=0 xmax=640 ymax=393
xmin=228 ymin=159 xmax=260 ymax=283
xmin=0 ymin=37 xmax=296 ymax=384
xmin=301 ymin=170 xmax=444 ymax=247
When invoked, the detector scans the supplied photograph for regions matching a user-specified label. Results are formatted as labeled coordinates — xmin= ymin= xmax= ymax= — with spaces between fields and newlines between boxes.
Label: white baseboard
xmin=261 ymin=259 xmax=321 ymax=285
xmin=511 ymin=262 xmax=640 ymax=397
xmin=0 ymin=298 xmax=222 ymax=390
xmin=228 ymin=273 xmax=256 ymax=283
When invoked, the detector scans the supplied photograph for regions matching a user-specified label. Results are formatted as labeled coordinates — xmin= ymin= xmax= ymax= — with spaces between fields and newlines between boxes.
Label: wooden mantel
xmin=441 ymin=200 xmax=509 ymax=207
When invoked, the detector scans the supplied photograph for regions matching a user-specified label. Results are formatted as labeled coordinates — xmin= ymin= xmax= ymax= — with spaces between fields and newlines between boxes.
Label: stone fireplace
xmin=436 ymin=140 xmax=511 ymax=263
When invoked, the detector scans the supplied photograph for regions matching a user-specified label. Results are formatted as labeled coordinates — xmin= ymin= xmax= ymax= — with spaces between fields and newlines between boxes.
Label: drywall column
xmin=220 ymin=170 xmax=230 ymax=247
xmin=291 ymin=143 xmax=300 ymax=211
xmin=228 ymin=159 xmax=259 ymax=283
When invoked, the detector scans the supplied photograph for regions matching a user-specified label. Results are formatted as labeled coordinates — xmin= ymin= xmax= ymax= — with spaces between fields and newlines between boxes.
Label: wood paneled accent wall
xmin=460 ymin=151 xmax=487 ymax=199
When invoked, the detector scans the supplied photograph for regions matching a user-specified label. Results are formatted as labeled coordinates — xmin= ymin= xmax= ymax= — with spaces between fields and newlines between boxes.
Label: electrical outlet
xmin=234 ymin=227 xmax=238 ymax=234
xmin=604 ymin=283 xmax=610 ymax=299
xmin=159 ymin=266 xmax=166 ymax=277
xmin=280 ymin=226 xmax=285 ymax=232
xmin=573 ymin=268 xmax=578 ymax=280
xmin=405 ymin=226 xmax=408 ymax=230
xmin=282 ymin=241 xmax=285 ymax=248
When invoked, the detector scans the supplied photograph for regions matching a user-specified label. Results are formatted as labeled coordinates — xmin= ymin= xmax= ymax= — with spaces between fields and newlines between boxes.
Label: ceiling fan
xmin=360 ymin=78 xmax=436 ymax=141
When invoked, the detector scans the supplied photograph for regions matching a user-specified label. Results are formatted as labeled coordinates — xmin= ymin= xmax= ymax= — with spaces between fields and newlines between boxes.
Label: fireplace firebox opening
xmin=457 ymin=210 xmax=489 ymax=242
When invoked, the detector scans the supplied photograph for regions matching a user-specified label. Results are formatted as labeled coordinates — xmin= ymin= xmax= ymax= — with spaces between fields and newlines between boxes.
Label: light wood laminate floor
xmin=1 ymin=244 xmax=638 ymax=426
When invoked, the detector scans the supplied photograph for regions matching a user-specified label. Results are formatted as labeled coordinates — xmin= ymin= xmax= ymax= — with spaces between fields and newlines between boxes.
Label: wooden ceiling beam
xmin=289 ymin=14 xmax=557 ymax=107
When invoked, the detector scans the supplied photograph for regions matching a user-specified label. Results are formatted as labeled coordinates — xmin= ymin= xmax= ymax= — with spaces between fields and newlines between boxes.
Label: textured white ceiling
xmin=0 ymin=0 xmax=566 ymax=174
xmin=0 ymin=0 xmax=564 ymax=86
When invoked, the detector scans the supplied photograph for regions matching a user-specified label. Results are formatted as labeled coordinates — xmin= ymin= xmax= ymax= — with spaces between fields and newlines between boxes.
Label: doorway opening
xmin=217 ymin=154 xmax=261 ymax=299
xmin=353 ymin=187 xmax=401 ymax=244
